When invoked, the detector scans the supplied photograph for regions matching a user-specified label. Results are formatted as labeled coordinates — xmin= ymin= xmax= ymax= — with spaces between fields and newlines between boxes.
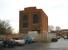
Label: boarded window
xmin=22 ymin=15 xmax=28 ymax=27
xmin=32 ymin=14 xmax=39 ymax=23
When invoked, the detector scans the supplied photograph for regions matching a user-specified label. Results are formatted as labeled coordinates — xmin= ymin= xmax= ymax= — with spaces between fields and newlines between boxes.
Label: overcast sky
xmin=0 ymin=0 xmax=68 ymax=33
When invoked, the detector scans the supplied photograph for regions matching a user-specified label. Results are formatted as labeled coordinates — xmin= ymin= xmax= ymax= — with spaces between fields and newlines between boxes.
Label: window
xmin=23 ymin=15 xmax=28 ymax=21
xmin=32 ymin=14 xmax=39 ymax=23
xmin=22 ymin=15 xmax=28 ymax=27
xmin=23 ymin=22 xmax=28 ymax=27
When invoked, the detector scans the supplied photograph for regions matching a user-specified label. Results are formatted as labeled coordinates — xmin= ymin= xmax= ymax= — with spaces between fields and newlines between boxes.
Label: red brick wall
xmin=19 ymin=7 xmax=48 ymax=34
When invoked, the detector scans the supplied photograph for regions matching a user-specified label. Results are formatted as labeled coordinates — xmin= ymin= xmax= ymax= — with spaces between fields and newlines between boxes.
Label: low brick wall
xmin=34 ymin=33 xmax=47 ymax=42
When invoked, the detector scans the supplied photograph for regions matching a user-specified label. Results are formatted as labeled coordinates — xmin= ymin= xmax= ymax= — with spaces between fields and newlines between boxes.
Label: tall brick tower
xmin=19 ymin=7 xmax=48 ymax=34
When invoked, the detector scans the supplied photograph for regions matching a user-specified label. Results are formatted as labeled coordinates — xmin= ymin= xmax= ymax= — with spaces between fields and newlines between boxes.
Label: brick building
xmin=19 ymin=7 xmax=48 ymax=34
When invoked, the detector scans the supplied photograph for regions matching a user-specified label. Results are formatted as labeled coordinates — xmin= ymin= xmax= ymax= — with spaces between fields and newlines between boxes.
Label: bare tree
xmin=48 ymin=25 xmax=54 ymax=32
xmin=56 ymin=26 xmax=61 ymax=31
xmin=0 ymin=20 xmax=12 ymax=35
